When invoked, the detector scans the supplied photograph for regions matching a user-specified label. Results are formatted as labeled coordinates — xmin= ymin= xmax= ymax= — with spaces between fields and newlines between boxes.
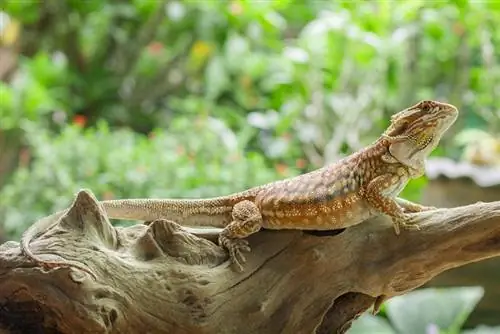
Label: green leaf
xmin=4 ymin=0 xmax=40 ymax=24
xmin=462 ymin=325 xmax=500 ymax=334
xmin=224 ymin=33 xmax=250 ymax=72
xmin=400 ymin=176 xmax=428 ymax=202
xmin=132 ymin=0 xmax=161 ymax=16
xmin=243 ymin=54 xmax=268 ymax=79
xmin=22 ymin=79 xmax=57 ymax=117
xmin=67 ymin=0 xmax=105 ymax=15
xmin=0 ymin=83 xmax=15 ymax=129
xmin=424 ymin=21 xmax=445 ymax=40
xmin=204 ymin=55 xmax=229 ymax=100
xmin=451 ymin=0 xmax=469 ymax=10
xmin=348 ymin=314 xmax=396 ymax=334
xmin=386 ymin=287 xmax=484 ymax=334
xmin=25 ymin=52 xmax=67 ymax=87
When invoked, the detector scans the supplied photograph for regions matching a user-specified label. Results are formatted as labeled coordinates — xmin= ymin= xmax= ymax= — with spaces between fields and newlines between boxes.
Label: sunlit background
xmin=1 ymin=1 xmax=499 ymax=332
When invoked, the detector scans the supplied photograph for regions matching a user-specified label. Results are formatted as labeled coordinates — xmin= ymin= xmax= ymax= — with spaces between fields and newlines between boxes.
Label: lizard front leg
xmin=363 ymin=175 xmax=420 ymax=235
xmin=218 ymin=200 xmax=263 ymax=271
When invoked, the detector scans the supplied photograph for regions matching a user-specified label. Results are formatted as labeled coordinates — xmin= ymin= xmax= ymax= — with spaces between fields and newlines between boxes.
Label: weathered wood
xmin=0 ymin=189 xmax=499 ymax=334
xmin=422 ymin=157 xmax=500 ymax=326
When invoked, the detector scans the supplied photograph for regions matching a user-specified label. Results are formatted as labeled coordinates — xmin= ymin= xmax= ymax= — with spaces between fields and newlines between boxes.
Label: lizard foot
xmin=218 ymin=235 xmax=251 ymax=272
xmin=393 ymin=215 xmax=420 ymax=235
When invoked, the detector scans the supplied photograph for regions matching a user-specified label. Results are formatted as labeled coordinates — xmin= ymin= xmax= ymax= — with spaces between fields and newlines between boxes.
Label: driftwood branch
xmin=1 ymin=190 xmax=499 ymax=334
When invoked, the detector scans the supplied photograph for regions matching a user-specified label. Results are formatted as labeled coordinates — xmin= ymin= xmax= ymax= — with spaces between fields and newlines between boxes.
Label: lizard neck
xmin=346 ymin=136 xmax=391 ymax=162
xmin=373 ymin=135 xmax=425 ymax=177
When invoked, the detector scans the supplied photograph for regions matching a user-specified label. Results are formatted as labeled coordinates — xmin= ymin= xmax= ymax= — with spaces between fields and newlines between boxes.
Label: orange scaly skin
xmin=103 ymin=142 xmax=417 ymax=269
xmin=101 ymin=100 xmax=459 ymax=271
xmin=20 ymin=100 xmax=458 ymax=277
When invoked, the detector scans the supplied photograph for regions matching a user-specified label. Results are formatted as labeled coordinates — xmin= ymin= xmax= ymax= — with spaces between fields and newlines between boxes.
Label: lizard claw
xmin=393 ymin=215 xmax=420 ymax=235
xmin=218 ymin=235 xmax=251 ymax=272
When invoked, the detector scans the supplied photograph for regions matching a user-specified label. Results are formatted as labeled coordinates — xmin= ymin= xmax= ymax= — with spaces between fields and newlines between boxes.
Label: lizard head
xmin=385 ymin=100 xmax=459 ymax=173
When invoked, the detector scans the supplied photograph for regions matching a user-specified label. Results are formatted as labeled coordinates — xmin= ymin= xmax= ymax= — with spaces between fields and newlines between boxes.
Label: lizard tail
xmin=100 ymin=197 xmax=238 ymax=228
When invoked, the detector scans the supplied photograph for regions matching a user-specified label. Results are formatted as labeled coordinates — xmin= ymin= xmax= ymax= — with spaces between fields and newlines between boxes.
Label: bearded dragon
xmin=20 ymin=100 xmax=458 ymax=276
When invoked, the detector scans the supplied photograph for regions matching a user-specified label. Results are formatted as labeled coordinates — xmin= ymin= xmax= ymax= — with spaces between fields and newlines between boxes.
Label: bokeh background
xmin=1 ymin=1 xmax=499 ymax=333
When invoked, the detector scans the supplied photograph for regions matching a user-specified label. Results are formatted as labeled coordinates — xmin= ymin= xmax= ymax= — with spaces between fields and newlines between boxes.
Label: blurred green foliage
xmin=1 ymin=0 xmax=500 ymax=238
xmin=1 ymin=120 xmax=298 ymax=234
xmin=350 ymin=286 xmax=500 ymax=334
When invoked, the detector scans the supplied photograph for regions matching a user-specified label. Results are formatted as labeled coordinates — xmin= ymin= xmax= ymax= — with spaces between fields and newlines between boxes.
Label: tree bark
xmin=0 ymin=190 xmax=499 ymax=334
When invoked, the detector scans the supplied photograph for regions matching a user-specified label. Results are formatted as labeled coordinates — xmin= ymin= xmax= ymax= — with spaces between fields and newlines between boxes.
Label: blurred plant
xmin=3 ymin=0 xmax=500 ymax=163
xmin=454 ymin=128 xmax=500 ymax=167
xmin=349 ymin=286 xmax=500 ymax=334
xmin=263 ymin=1 xmax=500 ymax=165
xmin=0 ymin=119 xmax=299 ymax=239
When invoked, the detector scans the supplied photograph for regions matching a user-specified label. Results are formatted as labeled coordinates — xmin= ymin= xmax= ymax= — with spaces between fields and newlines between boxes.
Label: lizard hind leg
xmin=218 ymin=200 xmax=263 ymax=272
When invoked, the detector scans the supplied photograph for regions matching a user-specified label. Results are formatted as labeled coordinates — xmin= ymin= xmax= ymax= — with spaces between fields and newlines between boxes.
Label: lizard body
xmin=20 ymin=100 xmax=458 ymax=274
